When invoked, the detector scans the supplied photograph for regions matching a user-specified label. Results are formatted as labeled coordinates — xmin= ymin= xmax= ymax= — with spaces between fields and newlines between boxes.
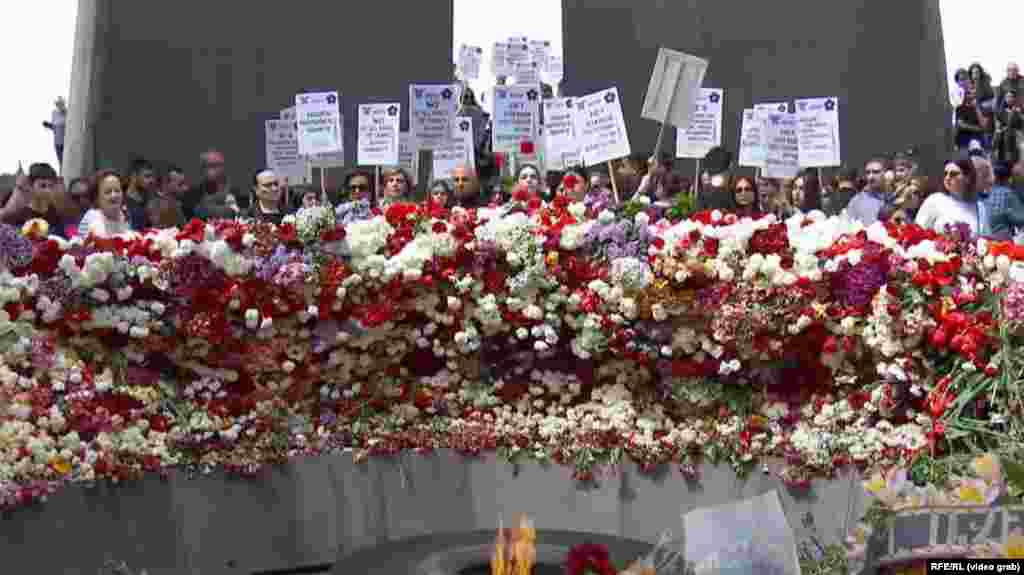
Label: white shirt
xmin=914 ymin=192 xmax=985 ymax=236
xmin=78 ymin=209 xmax=132 ymax=238
xmin=51 ymin=108 xmax=66 ymax=144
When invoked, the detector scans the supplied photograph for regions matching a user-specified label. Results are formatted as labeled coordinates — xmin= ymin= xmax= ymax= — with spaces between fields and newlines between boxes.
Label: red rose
xmin=520 ymin=141 xmax=535 ymax=155
xmin=562 ymin=174 xmax=579 ymax=190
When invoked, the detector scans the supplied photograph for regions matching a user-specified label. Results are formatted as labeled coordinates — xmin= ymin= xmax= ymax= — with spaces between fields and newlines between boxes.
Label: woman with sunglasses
xmin=731 ymin=176 xmax=760 ymax=219
xmin=914 ymin=159 xmax=984 ymax=235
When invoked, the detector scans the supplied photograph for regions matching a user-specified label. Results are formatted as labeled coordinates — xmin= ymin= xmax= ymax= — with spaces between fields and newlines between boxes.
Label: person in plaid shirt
xmin=987 ymin=161 xmax=1019 ymax=239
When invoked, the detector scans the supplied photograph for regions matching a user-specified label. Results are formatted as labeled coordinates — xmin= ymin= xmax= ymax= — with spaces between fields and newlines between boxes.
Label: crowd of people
xmin=4 ymin=60 xmax=1023 ymax=241
xmin=952 ymin=61 xmax=1022 ymax=165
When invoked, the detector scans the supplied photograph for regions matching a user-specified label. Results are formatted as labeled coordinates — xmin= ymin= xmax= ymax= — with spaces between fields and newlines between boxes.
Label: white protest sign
xmin=264 ymin=119 xmax=304 ymax=184
xmin=356 ymin=103 xmax=400 ymax=166
xmin=574 ymin=87 xmax=631 ymax=165
xmin=491 ymin=42 xmax=511 ymax=77
xmin=505 ymin=42 xmax=531 ymax=69
xmin=280 ymin=107 xmax=296 ymax=123
xmin=795 ymin=97 xmax=841 ymax=167
xmin=457 ymin=45 xmax=483 ymax=80
xmin=763 ymin=111 xmax=800 ymax=178
xmin=398 ymin=132 xmax=418 ymax=184
xmin=640 ymin=48 xmax=708 ymax=129
xmin=528 ymin=40 xmax=551 ymax=72
xmin=409 ymin=84 xmax=460 ymax=149
xmin=491 ymin=85 xmax=541 ymax=154
xmin=542 ymin=97 xmax=582 ymax=171
xmin=514 ymin=62 xmax=541 ymax=86
xmin=543 ymin=55 xmax=564 ymax=86
xmin=738 ymin=109 xmax=767 ymax=168
xmin=433 ymin=116 xmax=475 ymax=180
xmin=756 ymin=102 xmax=790 ymax=116
xmin=676 ymin=88 xmax=724 ymax=159
xmin=310 ymin=151 xmax=345 ymax=169
xmin=296 ymin=91 xmax=342 ymax=156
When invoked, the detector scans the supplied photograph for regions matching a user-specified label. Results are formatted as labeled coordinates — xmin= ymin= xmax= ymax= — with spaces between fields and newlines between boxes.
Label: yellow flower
xmin=21 ymin=218 xmax=49 ymax=239
xmin=545 ymin=251 xmax=559 ymax=266
xmin=864 ymin=473 xmax=886 ymax=495
xmin=971 ymin=454 xmax=1002 ymax=483
xmin=811 ymin=302 xmax=828 ymax=319
xmin=1006 ymin=534 xmax=1024 ymax=558
xmin=49 ymin=456 xmax=71 ymax=475
xmin=956 ymin=482 xmax=986 ymax=505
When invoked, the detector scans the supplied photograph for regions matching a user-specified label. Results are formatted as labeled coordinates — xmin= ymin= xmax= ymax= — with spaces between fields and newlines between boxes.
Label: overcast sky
xmin=0 ymin=0 xmax=1018 ymax=174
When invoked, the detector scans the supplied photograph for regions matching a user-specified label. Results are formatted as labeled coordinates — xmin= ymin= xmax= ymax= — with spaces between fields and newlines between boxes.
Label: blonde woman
xmin=78 ymin=170 xmax=132 ymax=237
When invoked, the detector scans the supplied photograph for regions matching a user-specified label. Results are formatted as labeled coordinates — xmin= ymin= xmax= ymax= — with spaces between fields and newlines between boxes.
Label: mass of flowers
xmin=2 ymin=194 xmax=1024 ymax=511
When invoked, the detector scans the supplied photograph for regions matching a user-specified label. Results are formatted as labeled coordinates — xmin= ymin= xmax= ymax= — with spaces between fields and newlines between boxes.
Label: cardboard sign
xmin=738 ymin=108 xmax=767 ymax=168
xmin=491 ymin=42 xmax=511 ymax=77
xmin=573 ymin=87 xmax=631 ymax=165
xmin=264 ymin=119 xmax=304 ymax=184
xmin=491 ymin=85 xmax=541 ymax=154
xmin=640 ymin=48 xmax=708 ymax=129
xmin=795 ymin=97 xmax=841 ymax=167
xmin=356 ymin=103 xmax=400 ymax=166
xmin=542 ymin=97 xmax=582 ymax=171
xmin=433 ymin=116 xmax=475 ymax=180
xmin=295 ymin=91 xmax=342 ymax=156
xmin=409 ymin=84 xmax=461 ymax=149
xmin=763 ymin=111 xmax=800 ymax=178
xmin=676 ymin=88 xmax=724 ymax=159
xmin=398 ymin=132 xmax=418 ymax=184
xmin=457 ymin=44 xmax=482 ymax=80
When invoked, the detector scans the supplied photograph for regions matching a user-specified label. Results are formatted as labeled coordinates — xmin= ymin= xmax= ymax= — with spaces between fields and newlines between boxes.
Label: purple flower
xmin=0 ymin=223 xmax=33 ymax=270
xmin=836 ymin=260 xmax=888 ymax=308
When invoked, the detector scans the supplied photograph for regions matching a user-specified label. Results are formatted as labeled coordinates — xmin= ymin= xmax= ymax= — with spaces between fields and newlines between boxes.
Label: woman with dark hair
xmin=994 ymin=89 xmax=1023 ymax=165
xmin=731 ymin=176 xmax=760 ymax=218
xmin=969 ymin=63 xmax=997 ymax=107
xmin=79 ymin=169 xmax=132 ymax=237
xmin=824 ymin=168 xmax=859 ymax=216
xmin=557 ymin=166 xmax=589 ymax=202
xmin=427 ymin=178 xmax=454 ymax=208
xmin=915 ymin=158 xmax=984 ymax=235
xmin=515 ymin=163 xmax=545 ymax=198
xmin=790 ymin=169 xmax=823 ymax=215
xmin=879 ymin=176 xmax=930 ymax=225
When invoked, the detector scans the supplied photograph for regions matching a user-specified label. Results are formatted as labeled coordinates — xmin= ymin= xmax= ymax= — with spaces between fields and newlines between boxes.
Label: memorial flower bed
xmin=1 ymin=196 xmax=1024 ymax=510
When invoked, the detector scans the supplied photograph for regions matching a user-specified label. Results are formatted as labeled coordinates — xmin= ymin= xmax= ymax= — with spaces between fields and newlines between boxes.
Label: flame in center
xmin=491 ymin=515 xmax=535 ymax=575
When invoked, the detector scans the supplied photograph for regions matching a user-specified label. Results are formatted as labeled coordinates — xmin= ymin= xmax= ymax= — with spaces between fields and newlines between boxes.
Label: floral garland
xmin=0 ymin=202 xmax=1023 ymax=512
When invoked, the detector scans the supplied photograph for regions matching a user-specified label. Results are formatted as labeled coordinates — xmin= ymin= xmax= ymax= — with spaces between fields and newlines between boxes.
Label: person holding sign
xmin=247 ymin=169 xmax=289 ymax=226
xmin=515 ymin=164 xmax=545 ymax=198
xmin=731 ymin=176 xmax=760 ymax=219
xmin=556 ymin=167 xmax=589 ymax=202
xmin=846 ymin=157 xmax=892 ymax=225
xmin=427 ymin=179 xmax=454 ymax=209
xmin=789 ymin=170 xmax=824 ymax=216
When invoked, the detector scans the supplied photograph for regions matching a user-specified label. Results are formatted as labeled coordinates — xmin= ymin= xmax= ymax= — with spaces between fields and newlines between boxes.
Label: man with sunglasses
xmin=845 ymin=157 xmax=892 ymax=225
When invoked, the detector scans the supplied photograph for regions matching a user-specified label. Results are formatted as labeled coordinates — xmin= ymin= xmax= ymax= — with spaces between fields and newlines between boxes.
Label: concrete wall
xmin=0 ymin=452 xmax=866 ymax=574
xmin=69 ymin=0 xmax=454 ymax=186
xmin=562 ymin=0 xmax=952 ymax=174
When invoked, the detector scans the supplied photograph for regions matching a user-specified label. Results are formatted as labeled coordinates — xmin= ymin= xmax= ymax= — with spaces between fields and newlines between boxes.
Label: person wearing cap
xmin=986 ymin=161 xmax=1018 ymax=239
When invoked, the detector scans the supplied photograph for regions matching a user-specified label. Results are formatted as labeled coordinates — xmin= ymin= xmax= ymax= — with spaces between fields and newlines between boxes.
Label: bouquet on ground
xmin=565 ymin=530 xmax=684 ymax=575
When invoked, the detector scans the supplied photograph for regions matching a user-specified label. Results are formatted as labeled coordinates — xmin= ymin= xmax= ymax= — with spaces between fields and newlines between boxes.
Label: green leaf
xmin=1003 ymin=459 xmax=1024 ymax=493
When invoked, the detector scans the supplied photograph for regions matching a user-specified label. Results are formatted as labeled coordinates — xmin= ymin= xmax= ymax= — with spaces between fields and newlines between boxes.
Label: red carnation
xmin=520 ymin=141 xmax=535 ymax=155
xmin=562 ymin=174 xmax=580 ymax=190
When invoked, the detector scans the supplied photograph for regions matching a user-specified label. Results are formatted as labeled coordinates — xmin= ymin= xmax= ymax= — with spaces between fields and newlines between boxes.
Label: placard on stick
xmin=640 ymin=48 xmax=708 ymax=155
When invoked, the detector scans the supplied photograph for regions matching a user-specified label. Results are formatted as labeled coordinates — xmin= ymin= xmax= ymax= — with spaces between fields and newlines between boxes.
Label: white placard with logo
xmin=457 ymin=45 xmax=482 ymax=80
xmin=398 ymin=132 xmax=418 ymax=184
xmin=755 ymin=102 xmax=790 ymax=117
xmin=795 ymin=97 xmax=841 ymax=167
xmin=295 ymin=91 xmax=342 ymax=156
xmin=675 ymin=88 xmax=724 ymax=159
xmin=409 ymin=84 xmax=461 ymax=150
xmin=264 ymin=119 xmax=304 ymax=184
xmin=542 ymin=97 xmax=582 ymax=171
xmin=356 ymin=103 xmax=400 ymax=166
xmin=528 ymin=40 xmax=551 ymax=72
xmin=738 ymin=109 xmax=767 ymax=169
xmin=514 ymin=61 xmax=541 ymax=86
xmin=543 ymin=56 xmax=564 ymax=86
xmin=433 ymin=116 xmax=475 ymax=181
xmin=763 ymin=111 xmax=800 ymax=178
xmin=573 ymin=87 xmax=631 ymax=166
xmin=280 ymin=107 xmax=296 ymax=123
xmin=491 ymin=85 xmax=541 ymax=154
xmin=491 ymin=42 xmax=511 ymax=77
xmin=505 ymin=42 xmax=531 ymax=69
